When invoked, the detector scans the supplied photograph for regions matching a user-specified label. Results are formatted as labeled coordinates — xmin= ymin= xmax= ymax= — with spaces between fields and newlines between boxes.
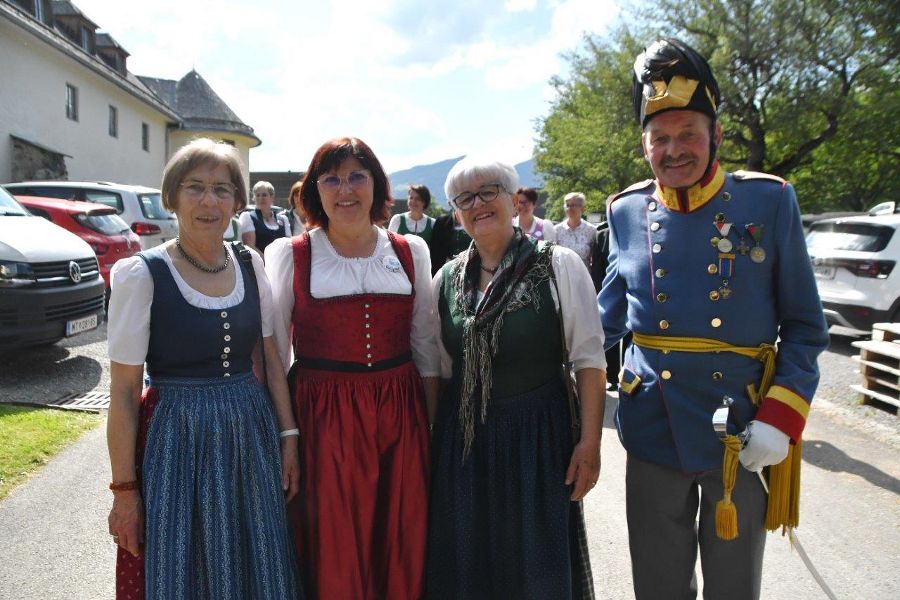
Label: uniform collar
xmin=654 ymin=161 xmax=725 ymax=213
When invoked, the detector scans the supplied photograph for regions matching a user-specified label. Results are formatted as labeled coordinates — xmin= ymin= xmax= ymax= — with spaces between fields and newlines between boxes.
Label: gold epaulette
xmin=607 ymin=179 xmax=654 ymax=207
xmin=733 ymin=170 xmax=786 ymax=185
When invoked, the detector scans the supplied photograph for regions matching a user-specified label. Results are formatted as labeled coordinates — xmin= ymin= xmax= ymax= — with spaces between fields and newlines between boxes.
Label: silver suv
xmin=3 ymin=181 xmax=178 ymax=250
xmin=806 ymin=214 xmax=900 ymax=330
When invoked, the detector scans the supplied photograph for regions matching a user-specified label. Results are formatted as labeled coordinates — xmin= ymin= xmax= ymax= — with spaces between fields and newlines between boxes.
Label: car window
xmin=81 ymin=212 xmax=132 ymax=236
xmin=8 ymin=185 xmax=79 ymax=201
xmin=806 ymin=222 xmax=895 ymax=252
xmin=0 ymin=188 xmax=30 ymax=215
xmin=138 ymin=193 xmax=173 ymax=220
xmin=84 ymin=191 xmax=124 ymax=213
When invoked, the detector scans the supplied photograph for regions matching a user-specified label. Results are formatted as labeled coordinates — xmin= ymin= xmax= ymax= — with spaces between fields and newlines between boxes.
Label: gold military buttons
xmin=712 ymin=371 xmax=724 ymax=381
xmin=709 ymin=290 xmax=720 ymax=301
xmin=656 ymin=268 xmax=666 ymax=278
xmin=652 ymin=243 xmax=662 ymax=254
xmin=711 ymin=318 xmax=722 ymax=328
xmin=650 ymin=222 xmax=661 ymax=232
xmin=648 ymin=201 xmax=657 ymax=211
xmin=661 ymin=370 xmax=672 ymax=380
xmin=707 ymin=264 xmax=718 ymax=275
xmin=656 ymin=293 xmax=668 ymax=303
xmin=659 ymin=319 xmax=670 ymax=330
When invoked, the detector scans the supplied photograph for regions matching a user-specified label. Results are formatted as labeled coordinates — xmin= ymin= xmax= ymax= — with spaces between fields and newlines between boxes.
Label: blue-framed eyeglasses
xmin=317 ymin=170 xmax=370 ymax=192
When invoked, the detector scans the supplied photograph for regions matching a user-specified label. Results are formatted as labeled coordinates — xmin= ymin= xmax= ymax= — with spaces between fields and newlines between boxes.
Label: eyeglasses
xmin=317 ymin=170 xmax=370 ymax=192
xmin=565 ymin=203 xmax=584 ymax=209
xmin=180 ymin=180 xmax=237 ymax=201
xmin=450 ymin=183 xmax=506 ymax=211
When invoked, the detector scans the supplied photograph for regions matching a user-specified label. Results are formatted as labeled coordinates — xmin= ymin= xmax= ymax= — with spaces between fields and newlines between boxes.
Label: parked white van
xmin=0 ymin=188 xmax=105 ymax=350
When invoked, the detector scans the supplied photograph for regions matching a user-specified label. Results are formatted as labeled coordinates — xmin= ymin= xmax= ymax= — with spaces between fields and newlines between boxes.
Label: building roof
xmin=95 ymin=32 xmax=129 ymax=56
xmin=139 ymin=70 xmax=261 ymax=147
xmin=50 ymin=0 xmax=98 ymax=28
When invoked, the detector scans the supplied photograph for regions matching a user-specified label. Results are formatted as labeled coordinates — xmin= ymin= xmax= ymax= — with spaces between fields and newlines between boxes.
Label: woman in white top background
xmin=239 ymin=180 xmax=291 ymax=255
xmin=554 ymin=191 xmax=598 ymax=270
xmin=387 ymin=183 xmax=435 ymax=243
xmin=512 ymin=186 xmax=557 ymax=242
xmin=285 ymin=179 xmax=307 ymax=237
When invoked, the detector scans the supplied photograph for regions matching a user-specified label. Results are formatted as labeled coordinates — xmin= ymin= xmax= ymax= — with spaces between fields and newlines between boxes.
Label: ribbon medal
xmin=745 ymin=223 xmax=766 ymax=263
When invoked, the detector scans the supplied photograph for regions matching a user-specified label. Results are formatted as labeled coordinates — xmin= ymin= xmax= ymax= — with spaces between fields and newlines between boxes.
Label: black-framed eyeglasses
xmin=317 ymin=170 xmax=370 ymax=192
xmin=450 ymin=183 xmax=507 ymax=211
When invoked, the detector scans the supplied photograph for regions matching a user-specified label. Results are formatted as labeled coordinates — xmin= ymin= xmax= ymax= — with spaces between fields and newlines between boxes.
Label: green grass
xmin=0 ymin=404 xmax=102 ymax=500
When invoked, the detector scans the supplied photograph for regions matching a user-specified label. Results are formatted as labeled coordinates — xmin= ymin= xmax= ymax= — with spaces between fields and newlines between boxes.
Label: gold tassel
xmin=716 ymin=435 xmax=743 ymax=540
xmin=765 ymin=440 xmax=803 ymax=533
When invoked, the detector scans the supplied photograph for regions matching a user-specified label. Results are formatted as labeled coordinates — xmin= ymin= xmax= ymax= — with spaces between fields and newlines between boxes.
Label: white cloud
xmin=70 ymin=0 xmax=621 ymax=173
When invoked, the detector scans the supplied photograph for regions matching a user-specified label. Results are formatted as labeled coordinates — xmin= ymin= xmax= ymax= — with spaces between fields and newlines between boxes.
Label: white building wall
xmin=169 ymin=129 xmax=255 ymax=194
xmin=0 ymin=18 xmax=172 ymax=187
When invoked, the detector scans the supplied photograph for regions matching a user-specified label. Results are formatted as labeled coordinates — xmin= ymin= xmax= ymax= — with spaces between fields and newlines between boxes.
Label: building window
xmin=108 ymin=106 xmax=118 ymax=138
xmin=80 ymin=26 xmax=92 ymax=52
xmin=65 ymin=83 xmax=78 ymax=121
xmin=34 ymin=0 xmax=44 ymax=22
xmin=141 ymin=123 xmax=149 ymax=151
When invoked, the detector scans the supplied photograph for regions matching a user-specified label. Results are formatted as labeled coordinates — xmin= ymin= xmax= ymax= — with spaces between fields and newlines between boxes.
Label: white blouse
xmin=238 ymin=210 xmax=291 ymax=235
xmin=387 ymin=212 xmax=435 ymax=235
xmin=554 ymin=219 xmax=596 ymax=266
xmin=107 ymin=244 xmax=276 ymax=366
xmin=264 ymin=227 xmax=441 ymax=377
xmin=431 ymin=244 xmax=606 ymax=378
xmin=513 ymin=215 xmax=558 ymax=242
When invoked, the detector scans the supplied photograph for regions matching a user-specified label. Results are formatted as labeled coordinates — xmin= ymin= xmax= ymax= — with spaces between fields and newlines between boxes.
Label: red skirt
xmin=288 ymin=361 xmax=430 ymax=599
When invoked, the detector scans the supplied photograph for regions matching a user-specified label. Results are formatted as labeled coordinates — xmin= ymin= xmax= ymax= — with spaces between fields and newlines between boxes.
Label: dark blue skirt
xmin=426 ymin=378 xmax=594 ymax=599
xmin=142 ymin=372 xmax=302 ymax=600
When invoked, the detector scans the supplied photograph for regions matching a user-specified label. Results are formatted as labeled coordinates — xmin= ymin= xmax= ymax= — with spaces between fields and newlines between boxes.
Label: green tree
xmin=535 ymin=0 xmax=900 ymax=213
xmin=536 ymin=29 xmax=651 ymax=221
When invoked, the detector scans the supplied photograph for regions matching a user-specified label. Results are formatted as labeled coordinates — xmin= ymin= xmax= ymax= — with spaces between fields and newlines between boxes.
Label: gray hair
xmin=252 ymin=180 xmax=275 ymax=196
xmin=564 ymin=192 xmax=586 ymax=206
xmin=444 ymin=156 xmax=519 ymax=203
xmin=161 ymin=137 xmax=247 ymax=212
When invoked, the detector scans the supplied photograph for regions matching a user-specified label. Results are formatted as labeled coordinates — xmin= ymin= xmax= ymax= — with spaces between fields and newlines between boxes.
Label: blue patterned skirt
xmin=142 ymin=372 xmax=302 ymax=600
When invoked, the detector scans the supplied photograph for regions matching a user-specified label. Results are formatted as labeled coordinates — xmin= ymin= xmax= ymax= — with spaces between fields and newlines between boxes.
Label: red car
xmin=15 ymin=195 xmax=140 ymax=290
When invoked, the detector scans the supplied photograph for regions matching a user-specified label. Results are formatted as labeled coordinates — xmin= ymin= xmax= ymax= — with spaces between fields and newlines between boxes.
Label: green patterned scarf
xmin=449 ymin=228 xmax=554 ymax=459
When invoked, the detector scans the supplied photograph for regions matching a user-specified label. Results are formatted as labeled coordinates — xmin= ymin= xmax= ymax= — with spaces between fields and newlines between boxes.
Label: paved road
xmin=1 ymin=325 xmax=898 ymax=598
xmin=0 ymin=393 xmax=897 ymax=599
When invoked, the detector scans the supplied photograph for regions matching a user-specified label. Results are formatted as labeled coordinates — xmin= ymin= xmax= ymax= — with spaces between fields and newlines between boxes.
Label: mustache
xmin=661 ymin=154 xmax=696 ymax=167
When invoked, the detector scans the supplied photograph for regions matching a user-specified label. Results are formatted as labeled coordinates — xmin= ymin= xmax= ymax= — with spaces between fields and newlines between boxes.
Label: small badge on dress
xmin=382 ymin=256 xmax=402 ymax=273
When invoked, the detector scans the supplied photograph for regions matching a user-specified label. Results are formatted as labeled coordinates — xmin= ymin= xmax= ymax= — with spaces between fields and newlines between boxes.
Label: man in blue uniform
xmin=598 ymin=38 xmax=829 ymax=599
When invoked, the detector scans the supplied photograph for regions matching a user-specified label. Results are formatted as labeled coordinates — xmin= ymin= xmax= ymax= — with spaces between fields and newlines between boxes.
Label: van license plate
xmin=66 ymin=314 xmax=99 ymax=336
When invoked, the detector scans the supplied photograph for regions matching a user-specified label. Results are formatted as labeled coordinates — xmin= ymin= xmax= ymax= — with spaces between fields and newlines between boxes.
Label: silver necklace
xmin=175 ymin=237 xmax=229 ymax=273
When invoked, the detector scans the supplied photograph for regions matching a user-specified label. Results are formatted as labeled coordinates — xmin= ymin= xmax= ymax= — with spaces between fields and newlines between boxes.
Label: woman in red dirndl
xmin=266 ymin=137 xmax=440 ymax=599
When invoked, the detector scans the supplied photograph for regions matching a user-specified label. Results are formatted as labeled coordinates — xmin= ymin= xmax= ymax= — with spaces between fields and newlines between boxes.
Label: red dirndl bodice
xmin=286 ymin=231 xmax=429 ymax=600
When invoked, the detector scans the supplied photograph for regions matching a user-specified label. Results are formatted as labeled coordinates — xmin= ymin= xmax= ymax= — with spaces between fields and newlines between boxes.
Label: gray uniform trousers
xmin=626 ymin=454 xmax=767 ymax=600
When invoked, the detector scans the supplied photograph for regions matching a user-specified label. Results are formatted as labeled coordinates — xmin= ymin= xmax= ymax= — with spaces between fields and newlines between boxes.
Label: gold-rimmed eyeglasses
xmin=179 ymin=180 xmax=237 ymax=201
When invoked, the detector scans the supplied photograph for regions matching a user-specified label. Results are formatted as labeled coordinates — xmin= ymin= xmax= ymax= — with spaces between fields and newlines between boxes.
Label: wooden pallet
xmin=851 ymin=323 xmax=900 ymax=412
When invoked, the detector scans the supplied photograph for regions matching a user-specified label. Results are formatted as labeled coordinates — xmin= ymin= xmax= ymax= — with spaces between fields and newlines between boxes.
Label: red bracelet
xmin=109 ymin=480 xmax=139 ymax=492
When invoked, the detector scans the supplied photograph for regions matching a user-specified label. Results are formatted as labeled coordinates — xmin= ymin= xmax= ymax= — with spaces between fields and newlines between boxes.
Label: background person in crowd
xmin=106 ymin=138 xmax=302 ymax=599
xmin=426 ymin=155 xmax=606 ymax=599
xmin=240 ymin=180 xmax=291 ymax=255
xmin=590 ymin=203 xmax=627 ymax=392
xmin=428 ymin=210 xmax=472 ymax=275
xmin=265 ymin=137 xmax=439 ymax=600
xmin=513 ymin=186 xmax=557 ymax=242
xmin=286 ymin=179 xmax=307 ymax=236
xmin=388 ymin=183 xmax=435 ymax=243
xmin=598 ymin=38 xmax=828 ymax=599
xmin=554 ymin=191 xmax=598 ymax=270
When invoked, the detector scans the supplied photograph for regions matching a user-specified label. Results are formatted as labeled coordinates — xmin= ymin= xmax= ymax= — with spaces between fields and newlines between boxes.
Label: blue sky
xmin=74 ymin=0 xmax=621 ymax=173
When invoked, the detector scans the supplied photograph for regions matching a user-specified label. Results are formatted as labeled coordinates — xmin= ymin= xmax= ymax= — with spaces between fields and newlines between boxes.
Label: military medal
xmin=717 ymin=238 xmax=733 ymax=252
xmin=718 ymin=253 xmax=735 ymax=279
xmin=719 ymin=283 xmax=733 ymax=299
xmin=736 ymin=237 xmax=750 ymax=255
xmin=745 ymin=223 xmax=766 ymax=263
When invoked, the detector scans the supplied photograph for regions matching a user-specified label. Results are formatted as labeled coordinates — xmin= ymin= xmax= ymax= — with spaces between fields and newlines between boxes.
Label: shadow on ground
xmin=803 ymin=438 xmax=899 ymax=495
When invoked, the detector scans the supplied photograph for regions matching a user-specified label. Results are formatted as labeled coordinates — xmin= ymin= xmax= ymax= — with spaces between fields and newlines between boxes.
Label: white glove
xmin=738 ymin=421 xmax=790 ymax=472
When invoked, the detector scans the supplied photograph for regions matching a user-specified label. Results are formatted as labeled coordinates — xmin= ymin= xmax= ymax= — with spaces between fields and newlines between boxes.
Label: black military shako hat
xmin=632 ymin=38 xmax=721 ymax=128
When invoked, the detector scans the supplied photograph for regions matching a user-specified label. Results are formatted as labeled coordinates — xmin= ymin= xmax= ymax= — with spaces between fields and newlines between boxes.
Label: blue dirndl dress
xmin=125 ymin=246 xmax=301 ymax=600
